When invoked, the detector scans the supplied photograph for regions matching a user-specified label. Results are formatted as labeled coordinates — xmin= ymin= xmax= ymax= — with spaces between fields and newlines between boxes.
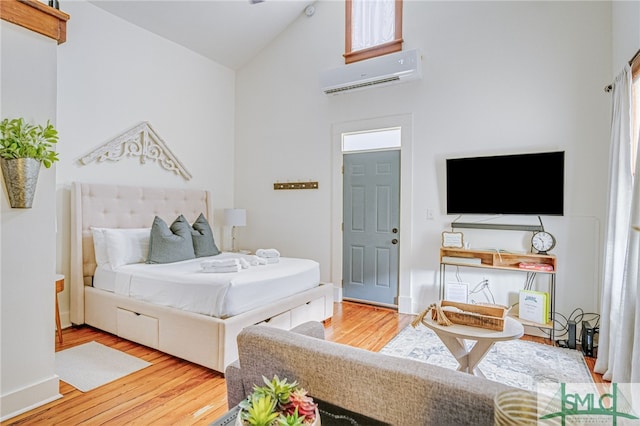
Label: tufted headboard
xmin=69 ymin=182 xmax=212 ymax=325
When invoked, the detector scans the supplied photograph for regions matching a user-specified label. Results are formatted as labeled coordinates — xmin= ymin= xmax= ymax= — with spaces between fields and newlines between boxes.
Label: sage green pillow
xmin=191 ymin=213 xmax=220 ymax=257
xmin=146 ymin=215 xmax=196 ymax=264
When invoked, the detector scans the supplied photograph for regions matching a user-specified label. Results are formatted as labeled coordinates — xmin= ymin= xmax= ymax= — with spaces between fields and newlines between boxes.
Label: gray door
xmin=343 ymin=150 xmax=400 ymax=305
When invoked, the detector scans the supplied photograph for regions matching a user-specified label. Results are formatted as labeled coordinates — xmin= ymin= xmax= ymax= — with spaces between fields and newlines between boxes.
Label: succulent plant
xmin=261 ymin=375 xmax=298 ymax=405
xmin=241 ymin=394 xmax=279 ymax=426
xmin=276 ymin=407 xmax=306 ymax=426
xmin=239 ymin=376 xmax=317 ymax=426
xmin=282 ymin=388 xmax=317 ymax=419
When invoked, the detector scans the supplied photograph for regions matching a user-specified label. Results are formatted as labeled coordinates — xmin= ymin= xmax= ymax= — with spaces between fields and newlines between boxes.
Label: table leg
xmin=55 ymin=276 xmax=64 ymax=344
xmin=466 ymin=340 xmax=495 ymax=377
xmin=433 ymin=332 xmax=496 ymax=377
xmin=437 ymin=335 xmax=471 ymax=373
xmin=55 ymin=294 xmax=62 ymax=344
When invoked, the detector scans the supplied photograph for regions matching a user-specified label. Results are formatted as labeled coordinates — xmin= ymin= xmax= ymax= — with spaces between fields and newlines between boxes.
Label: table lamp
xmin=224 ymin=208 xmax=246 ymax=252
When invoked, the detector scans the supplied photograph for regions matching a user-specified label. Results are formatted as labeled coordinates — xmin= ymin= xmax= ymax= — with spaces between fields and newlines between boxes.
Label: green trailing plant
xmin=239 ymin=376 xmax=318 ymax=426
xmin=0 ymin=118 xmax=59 ymax=168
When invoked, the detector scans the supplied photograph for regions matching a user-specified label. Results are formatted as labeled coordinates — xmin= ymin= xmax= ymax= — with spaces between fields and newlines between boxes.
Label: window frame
xmin=344 ymin=0 xmax=403 ymax=64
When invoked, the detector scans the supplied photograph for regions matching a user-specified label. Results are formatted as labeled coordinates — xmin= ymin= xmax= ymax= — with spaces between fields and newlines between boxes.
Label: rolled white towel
xmin=256 ymin=248 xmax=280 ymax=258
xmin=201 ymin=258 xmax=240 ymax=269
xmin=201 ymin=264 xmax=241 ymax=273
xmin=239 ymin=258 xmax=250 ymax=269
xmin=265 ymin=257 xmax=279 ymax=264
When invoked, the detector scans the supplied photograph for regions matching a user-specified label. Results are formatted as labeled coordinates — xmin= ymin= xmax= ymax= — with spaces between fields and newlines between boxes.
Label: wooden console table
xmin=439 ymin=248 xmax=557 ymax=340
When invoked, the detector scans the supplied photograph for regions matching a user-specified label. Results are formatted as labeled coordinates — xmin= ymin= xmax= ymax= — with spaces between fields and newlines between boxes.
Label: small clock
xmin=531 ymin=231 xmax=556 ymax=254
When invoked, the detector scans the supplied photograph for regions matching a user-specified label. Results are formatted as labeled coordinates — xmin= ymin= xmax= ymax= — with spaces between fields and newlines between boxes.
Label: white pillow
xmin=102 ymin=228 xmax=151 ymax=269
xmin=90 ymin=227 xmax=111 ymax=267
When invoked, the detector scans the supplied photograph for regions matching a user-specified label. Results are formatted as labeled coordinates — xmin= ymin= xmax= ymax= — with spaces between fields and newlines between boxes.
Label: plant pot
xmin=0 ymin=157 xmax=41 ymax=208
xmin=235 ymin=407 xmax=321 ymax=426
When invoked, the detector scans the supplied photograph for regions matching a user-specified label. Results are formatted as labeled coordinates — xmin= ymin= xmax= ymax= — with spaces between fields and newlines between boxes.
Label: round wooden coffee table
xmin=422 ymin=316 xmax=524 ymax=377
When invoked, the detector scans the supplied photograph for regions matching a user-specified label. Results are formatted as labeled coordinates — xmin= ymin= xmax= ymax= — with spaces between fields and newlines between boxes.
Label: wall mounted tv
xmin=446 ymin=151 xmax=565 ymax=216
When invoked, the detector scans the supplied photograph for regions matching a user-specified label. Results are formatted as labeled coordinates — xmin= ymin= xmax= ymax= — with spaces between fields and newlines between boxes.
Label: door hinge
xmin=341 ymin=165 xmax=344 ymax=174
xmin=341 ymin=222 xmax=344 ymax=231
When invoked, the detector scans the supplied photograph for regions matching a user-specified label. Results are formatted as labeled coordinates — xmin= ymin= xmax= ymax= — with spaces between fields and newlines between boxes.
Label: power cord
xmin=452 ymin=272 xmax=495 ymax=305
xmin=546 ymin=308 xmax=600 ymax=347
xmin=468 ymin=278 xmax=495 ymax=304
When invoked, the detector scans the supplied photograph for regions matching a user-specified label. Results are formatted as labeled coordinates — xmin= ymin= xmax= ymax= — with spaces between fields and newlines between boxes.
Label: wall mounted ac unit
xmin=320 ymin=49 xmax=422 ymax=95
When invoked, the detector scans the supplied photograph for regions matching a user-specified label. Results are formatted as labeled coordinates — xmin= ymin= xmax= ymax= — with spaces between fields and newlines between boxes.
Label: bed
xmin=69 ymin=182 xmax=333 ymax=373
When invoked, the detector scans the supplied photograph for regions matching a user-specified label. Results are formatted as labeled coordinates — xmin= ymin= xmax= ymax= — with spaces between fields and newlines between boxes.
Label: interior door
xmin=343 ymin=150 xmax=400 ymax=305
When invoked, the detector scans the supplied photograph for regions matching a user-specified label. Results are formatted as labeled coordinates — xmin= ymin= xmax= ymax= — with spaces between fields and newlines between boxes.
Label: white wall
xmin=55 ymin=2 xmax=236 ymax=327
xmin=235 ymin=1 xmax=613 ymax=326
xmin=612 ymin=1 xmax=640 ymax=72
xmin=1 ymin=23 xmax=61 ymax=420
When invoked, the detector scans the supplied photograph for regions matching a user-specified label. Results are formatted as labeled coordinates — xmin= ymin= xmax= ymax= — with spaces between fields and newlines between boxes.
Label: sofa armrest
xmin=225 ymin=321 xmax=325 ymax=407
xmin=225 ymin=360 xmax=246 ymax=407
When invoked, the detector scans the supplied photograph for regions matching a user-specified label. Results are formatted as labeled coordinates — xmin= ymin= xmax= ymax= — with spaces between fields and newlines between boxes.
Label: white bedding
xmin=92 ymin=253 xmax=320 ymax=318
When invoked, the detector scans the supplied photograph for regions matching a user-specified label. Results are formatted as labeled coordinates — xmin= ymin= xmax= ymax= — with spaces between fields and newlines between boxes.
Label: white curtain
xmin=351 ymin=0 xmax=395 ymax=52
xmin=595 ymin=64 xmax=640 ymax=383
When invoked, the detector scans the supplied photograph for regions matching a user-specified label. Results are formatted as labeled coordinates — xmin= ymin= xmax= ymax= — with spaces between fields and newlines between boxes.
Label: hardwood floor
xmin=3 ymin=301 xmax=604 ymax=425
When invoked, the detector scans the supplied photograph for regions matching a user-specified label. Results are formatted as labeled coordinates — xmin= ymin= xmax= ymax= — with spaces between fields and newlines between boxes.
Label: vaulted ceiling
xmin=89 ymin=1 xmax=313 ymax=70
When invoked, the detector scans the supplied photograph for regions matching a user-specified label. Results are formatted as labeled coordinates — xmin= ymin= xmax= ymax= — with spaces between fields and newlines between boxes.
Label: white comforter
xmin=93 ymin=253 xmax=320 ymax=318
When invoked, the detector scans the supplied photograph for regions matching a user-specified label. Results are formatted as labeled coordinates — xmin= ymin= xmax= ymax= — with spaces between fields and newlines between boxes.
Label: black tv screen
xmin=446 ymin=151 xmax=564 ymax=215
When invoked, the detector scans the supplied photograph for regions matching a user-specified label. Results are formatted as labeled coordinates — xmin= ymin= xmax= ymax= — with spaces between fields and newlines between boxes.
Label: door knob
xmin=392 ymin=228 xmax=398 ymax=233
xmin=392 ymin=239 xmax=398 ymax=245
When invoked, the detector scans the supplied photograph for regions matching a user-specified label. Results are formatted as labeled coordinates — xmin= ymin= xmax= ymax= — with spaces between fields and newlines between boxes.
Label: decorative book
xmin=518 ymin=290 xmax=549 ymax=324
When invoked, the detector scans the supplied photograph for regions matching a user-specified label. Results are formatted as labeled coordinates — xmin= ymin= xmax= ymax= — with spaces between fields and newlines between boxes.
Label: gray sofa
xmin=225 ymin=321 xmax=518 ymax=426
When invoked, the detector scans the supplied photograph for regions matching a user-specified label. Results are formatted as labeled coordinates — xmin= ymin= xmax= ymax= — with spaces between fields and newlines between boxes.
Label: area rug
xmin=379 ymin=325 xmax=593 ymax=391
xmin=55 ymin=341 xmax=151 ymax=392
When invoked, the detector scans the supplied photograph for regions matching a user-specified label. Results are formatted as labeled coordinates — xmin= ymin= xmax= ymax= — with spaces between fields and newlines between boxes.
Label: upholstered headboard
xmin=69 ymin=182 xmax=212 ymax=325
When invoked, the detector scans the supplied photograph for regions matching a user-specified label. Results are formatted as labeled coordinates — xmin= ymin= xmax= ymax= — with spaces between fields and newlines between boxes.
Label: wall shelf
xmin=451 ymin=222 xmax=543 ymax=232
xmin=440 ymin=248 xmax=556 ymax=272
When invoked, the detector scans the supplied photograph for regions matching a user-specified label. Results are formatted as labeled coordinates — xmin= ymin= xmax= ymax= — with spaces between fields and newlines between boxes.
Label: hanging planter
xmin=1 ymin=158 xmax=41 ymax=208
xmin=0 ymin=118 xmax=59 ymax=208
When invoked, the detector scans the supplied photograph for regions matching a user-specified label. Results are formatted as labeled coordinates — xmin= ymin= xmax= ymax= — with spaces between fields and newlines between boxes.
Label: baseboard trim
xmin=0 ymin=375 xmax=61 ymax=422
xmin=397 ymin=295 xmax=412 ymax=314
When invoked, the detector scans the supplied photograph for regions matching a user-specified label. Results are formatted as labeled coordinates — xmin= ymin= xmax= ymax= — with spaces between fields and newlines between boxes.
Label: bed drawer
xmin=291 ymin=297 xmax=326 ymax=328
xmin=257 ymin=310 xmax=291 ymax=330
xmin=116 ymin=308 xmax=159 ymax=349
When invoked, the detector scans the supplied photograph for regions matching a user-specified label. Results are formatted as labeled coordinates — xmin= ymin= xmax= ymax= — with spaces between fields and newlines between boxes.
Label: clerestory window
xmin=345 ymin=0 xmax=403 ymax=64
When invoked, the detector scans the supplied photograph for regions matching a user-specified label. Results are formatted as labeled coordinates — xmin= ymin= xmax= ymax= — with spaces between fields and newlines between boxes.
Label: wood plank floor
xmin=3 ymin=301 xmax=604 ymax=425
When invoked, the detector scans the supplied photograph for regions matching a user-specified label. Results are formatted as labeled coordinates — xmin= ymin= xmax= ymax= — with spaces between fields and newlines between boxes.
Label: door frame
xmin=331 ymin=113 xmax=414 ymax=314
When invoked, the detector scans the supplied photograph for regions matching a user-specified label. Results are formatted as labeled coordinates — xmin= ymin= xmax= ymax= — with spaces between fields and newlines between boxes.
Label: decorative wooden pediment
xmin=79 ymin=122 xmax=192 ymax=180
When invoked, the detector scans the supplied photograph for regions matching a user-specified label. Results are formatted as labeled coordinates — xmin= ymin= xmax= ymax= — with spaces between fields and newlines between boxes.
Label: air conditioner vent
xmin=323 ymin=76 xmax=400 ymax=94
xmin=320 ymin=49 xmax=421 ymax=95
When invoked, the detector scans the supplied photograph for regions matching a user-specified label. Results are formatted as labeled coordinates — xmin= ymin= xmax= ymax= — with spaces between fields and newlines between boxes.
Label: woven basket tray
xmin=432 ymin=300 xmax=508 ymax=331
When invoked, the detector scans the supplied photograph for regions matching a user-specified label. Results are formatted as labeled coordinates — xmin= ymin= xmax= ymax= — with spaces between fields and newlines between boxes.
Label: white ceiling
xmin=89 ymin=0 xmax=313 ymax=70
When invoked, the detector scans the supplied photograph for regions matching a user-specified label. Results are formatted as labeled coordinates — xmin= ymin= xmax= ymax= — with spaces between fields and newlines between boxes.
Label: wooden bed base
xmin=69 ymin=182 xmax=333 ymax=373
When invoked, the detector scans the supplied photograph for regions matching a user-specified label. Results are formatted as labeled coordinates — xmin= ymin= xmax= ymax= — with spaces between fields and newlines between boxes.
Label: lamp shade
xmin=224 ymin=208 xmax=246 ymax=227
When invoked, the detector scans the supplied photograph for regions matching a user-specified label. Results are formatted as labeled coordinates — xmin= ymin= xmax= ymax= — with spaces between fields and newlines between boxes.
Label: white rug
xmin=55 ymin=341 xmax=151 ymax=392
xmin=379 ymin=325 xmax=593 ymax=391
